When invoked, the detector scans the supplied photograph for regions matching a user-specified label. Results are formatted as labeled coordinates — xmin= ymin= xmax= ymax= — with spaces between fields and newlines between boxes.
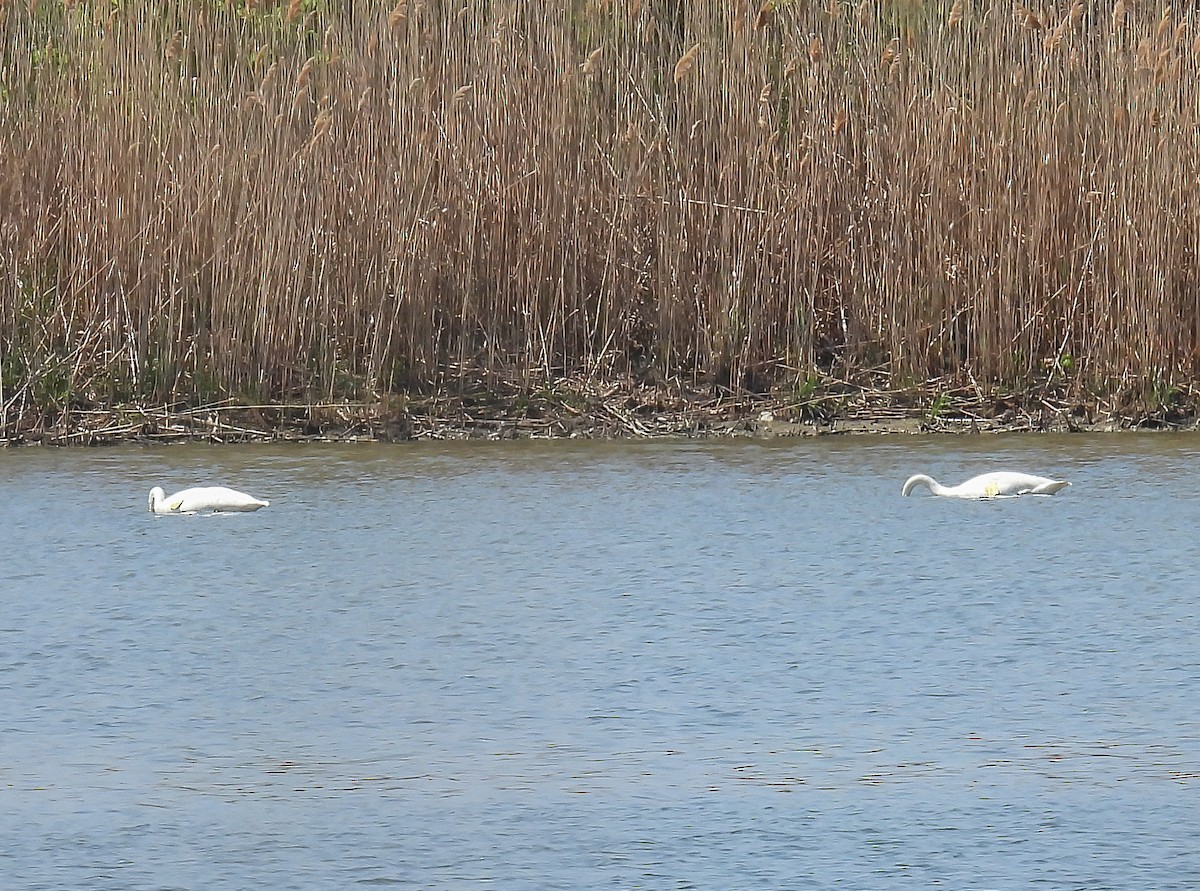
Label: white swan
xmin=901 ymin=471 xmax=1069 ymax=499
xmin=148 ymin=485 xmax=269 ymax=514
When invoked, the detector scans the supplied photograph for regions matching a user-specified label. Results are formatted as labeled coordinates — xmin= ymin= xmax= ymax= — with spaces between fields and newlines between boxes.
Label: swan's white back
xmin=149 ymin=485 xmax=269 ymax=513
xmin=902 ymin=471 xmax=1069 ymax=499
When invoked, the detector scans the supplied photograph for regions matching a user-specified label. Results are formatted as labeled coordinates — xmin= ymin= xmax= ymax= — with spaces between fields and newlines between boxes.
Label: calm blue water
xmin=1 ymin=434 xmax=1198 ymax=889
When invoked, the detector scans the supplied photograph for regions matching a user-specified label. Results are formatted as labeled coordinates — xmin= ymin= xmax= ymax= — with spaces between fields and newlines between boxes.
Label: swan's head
xmin=148 ymin=486 xmax=165 ymax=512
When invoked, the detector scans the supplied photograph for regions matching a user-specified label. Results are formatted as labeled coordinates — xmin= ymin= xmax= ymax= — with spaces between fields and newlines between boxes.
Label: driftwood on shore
xmin=4 ymin=374 xmax=1196 ymax=447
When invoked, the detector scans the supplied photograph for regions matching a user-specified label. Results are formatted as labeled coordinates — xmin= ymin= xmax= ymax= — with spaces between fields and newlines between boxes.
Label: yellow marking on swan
xmin=984 ymin=482 xmax=1000 ymax=497
xmin=168 ymin=498 xmax=185 ymax=511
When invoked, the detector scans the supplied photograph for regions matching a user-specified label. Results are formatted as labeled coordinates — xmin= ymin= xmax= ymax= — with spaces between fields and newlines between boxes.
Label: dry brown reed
xmin=3 ymin=0 xmax=1200 ymax=428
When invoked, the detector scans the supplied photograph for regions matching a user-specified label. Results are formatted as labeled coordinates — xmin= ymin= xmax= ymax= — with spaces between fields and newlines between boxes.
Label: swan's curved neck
xmin=902 ymin=474 xmax=943 ymax=496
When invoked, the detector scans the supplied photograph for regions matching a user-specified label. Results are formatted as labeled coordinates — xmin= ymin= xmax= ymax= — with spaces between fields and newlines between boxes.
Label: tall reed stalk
xmin=2 ymin=0 xmax=1199 ymax=421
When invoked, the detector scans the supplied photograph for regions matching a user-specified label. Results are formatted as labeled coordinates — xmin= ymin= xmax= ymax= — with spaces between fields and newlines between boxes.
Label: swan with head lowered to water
xmin=901 ymin=471 xmax=1069 ymax=499
xmin=148 ymin=485 xmax=270 ymax=514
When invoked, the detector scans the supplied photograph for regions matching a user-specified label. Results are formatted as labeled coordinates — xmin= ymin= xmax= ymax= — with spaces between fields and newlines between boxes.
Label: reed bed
xmin=3 ymin=0 xmax=1200 ymax=438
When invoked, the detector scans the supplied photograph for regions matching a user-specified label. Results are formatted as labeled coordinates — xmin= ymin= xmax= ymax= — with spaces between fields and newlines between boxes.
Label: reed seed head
xmin=1044 ymin=19 xmax=1067 ymax=52
xmin=311 ymin=107 xmax=333 ymax=140
xmin=881 ymin=38 xmax=899 ymax=68
xmin=580 ymin=46 xmax=602 ymax=76
xmin=297 ymin=56 xmax=316 ymax=91
xmin=259 ymin=62 xmax=278 ymax=95
xmin=673 ymin=42 xmax=701 ymax=84
xmin=291 ymin=85 xmax=310 ymax=112
xmin=947 ymin=0 xmax=964 ymax=30
xmin=165 ymin=30 xmax=183 ymax=61
xmin=388 ymin=0 xmax=409 ymax=29
xmin=1157 ymin=6 xmax=1171 ymax=42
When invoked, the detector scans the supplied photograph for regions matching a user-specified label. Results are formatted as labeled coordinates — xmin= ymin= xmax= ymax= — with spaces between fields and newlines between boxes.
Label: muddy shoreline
xmin=5 ymin=377 xmax=1198 ymax=446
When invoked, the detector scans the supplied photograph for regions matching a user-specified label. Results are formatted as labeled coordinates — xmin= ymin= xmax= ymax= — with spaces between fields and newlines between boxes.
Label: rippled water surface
xmin=2 ymin=433 xmax=1199 ymax=889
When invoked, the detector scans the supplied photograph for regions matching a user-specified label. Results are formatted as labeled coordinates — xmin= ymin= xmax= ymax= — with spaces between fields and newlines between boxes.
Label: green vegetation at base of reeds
xmin=3 ymin=0 xmax=1200 ymax=429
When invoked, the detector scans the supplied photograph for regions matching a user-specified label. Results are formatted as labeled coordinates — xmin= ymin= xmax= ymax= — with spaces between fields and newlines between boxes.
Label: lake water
xmin=2 ymin=433 xmax=1198 ymax=889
